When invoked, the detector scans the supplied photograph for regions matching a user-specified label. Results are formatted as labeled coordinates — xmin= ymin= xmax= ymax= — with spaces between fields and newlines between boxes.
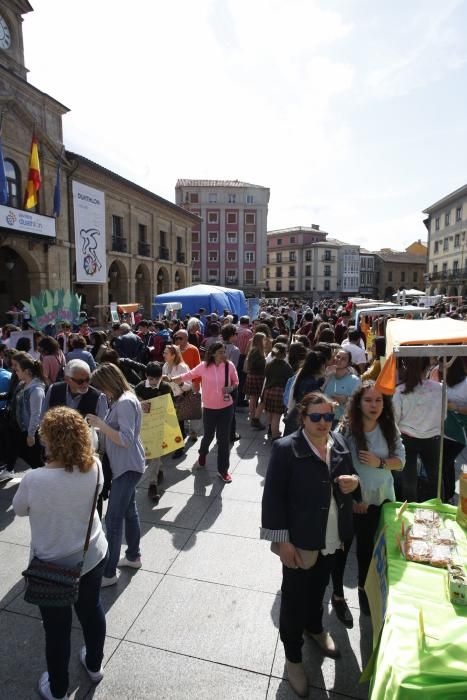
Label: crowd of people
xmin=0 ymin=297 xmax=465 ymax=699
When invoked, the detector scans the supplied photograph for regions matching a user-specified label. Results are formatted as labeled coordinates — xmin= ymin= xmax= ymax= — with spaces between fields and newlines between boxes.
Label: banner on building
xmin=72 ymin=181 xmax=106 ymax=284
xmin=140 ymin=394 xmax=183 ymax=458
xmin=21 ymin=289 xmax=81 ymax=331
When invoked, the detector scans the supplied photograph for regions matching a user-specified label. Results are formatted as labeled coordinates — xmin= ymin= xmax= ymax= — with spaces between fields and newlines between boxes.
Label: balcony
xmin=159 ymin=246 xmax=170 ymax=260
xmin=112 ymin=237 xmax=127 ymax=253
xmin=138 ymin=241 xmax=151 ymax=257
xmin=321 ymin=255 xmax=336 ymax=262
xmin=227 ymin=277 xmax=238 ymax=284
xmin=176 ymin=251 xmax=186 ymax=263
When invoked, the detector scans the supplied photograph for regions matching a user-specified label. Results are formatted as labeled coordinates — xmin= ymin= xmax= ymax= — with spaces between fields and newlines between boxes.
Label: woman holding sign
xmin=88 ymin=363 xmax=145 ymax=587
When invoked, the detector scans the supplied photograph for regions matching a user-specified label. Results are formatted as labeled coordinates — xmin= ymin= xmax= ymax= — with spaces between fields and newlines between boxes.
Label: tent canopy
xmin=392 ymin=289 xmax=426 ymax=297
xmin=376 ymin=318 xmax=467 ymax=395
xmin=153 ymin=284 xmax=248 ymax=318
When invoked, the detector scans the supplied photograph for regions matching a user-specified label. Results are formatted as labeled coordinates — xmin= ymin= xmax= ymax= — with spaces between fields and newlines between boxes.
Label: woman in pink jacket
xmin=170 ymin=341 xmax=238 ymax=483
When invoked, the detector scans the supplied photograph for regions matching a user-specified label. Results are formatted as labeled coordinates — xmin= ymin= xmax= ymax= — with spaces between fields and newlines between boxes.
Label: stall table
xmin=367 ymin=501 xmax=467 ymax=699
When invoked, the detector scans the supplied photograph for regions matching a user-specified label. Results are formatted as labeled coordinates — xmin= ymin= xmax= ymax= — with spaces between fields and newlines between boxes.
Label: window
xmin=443 ymin=237 xmax=449 ymax=251
xmin=190 ymin=193 xmax=199 ymax=204
xmin=192 ymin=269 xmax=200 ymax=281
xmin=277 ymin=239 xmax=282 ymax=245
xmin=227 ymin=251 xmax=237 ymax=262
xmin=324 ymin=280 xmax=330 ymax=291
xmin=208 ymin=232 xmax=218 ymax=243
xmin=388 ymin=271 xmax=393 ymax=282
xmin=192 ymin=231 xmax=199 ymax=243
xmin=289 ymin=280 xmax=295 ymax=291
xmin=208 ymin=268 xmax=219 ymax=281
xmin=324 ymin=265 xmax=331 ymax=277
xmin=305 ymin=250 xmax=312 ymax=261
xmin=433 ymin=264 xmax=438 ymax=274
xmin=245 ymin=212 xmax=256 ymax=225
xmin=227 ymin=212 xmax=237 ymax=224
xmin=413 ymin=271 xmax=418 ymax=282
xmin=245 ymin=270 xmax=256 ymax=284
xmin=112 ymin=215 xmax=123 ymax=238
xmin=5 ymin=159 xmax=21 ymax=208
xmin=245 ymin=251 xmax=255 ymax=263
xmin=276 ymin=252 xmax=282 ymax=263
xmin=227 ymin=231 xmax=237 ymax=243
xmin=208 ymin=212 xmax=218 ymax=224
xmin=305 ymin=265 xmax=311 ymax=277
xmin=455 ymin=233 xmax=460 ymax=248
xmin=276 ymin=280 xmax=282 ymax=291
xmin=138 ymin=223 xmax=147 ymax=242
xmin=445 ymin=211 xmax=450 ymax=226
xmin=208 ymin=251 xmax=218 ymax=262
xmin=228 ymin=193 xmax=236 ymax=204
xmin=289 ymin=251 xmax=296 ymax=261
xmin=456 ymin=207 xmax=462 ymax=222
xmin=289 ymin=266 xmax=295 ymax=277
xmin=290 ymin=237 xmax=296 ymax=244
xmin=192 ymin=251 xmax=200 ymax=262
xmin=208 ymin=193 xmax=217 ymax=204
xmin=246 ymin=195 xmax=254 ymax=204
xmin=401 ymin=271 xmax=405 ymax=282
xmin=454 ymin=260 xmax=459 ymax=272
xmin=245 ymin=232 xmax=255 ymax=244
xmin=276 ymin=266 xmax=282 ymax=278
xmin=305 ymin=280 xmax=311 ymax=291
xmin=266 ymin=267 xmax=270 ymax=278
xmin=227 ymin=269 xmax=237 ymax=281
xmin=160 ymin=230 xmax=167 ymax=248
xmin=435 ymin=217 xmax=440 ymax=231
xmin=176 ymin=236 xmax=183 ymax=253
xmin=267 ymin=254 xmax=270 ymax=264
xmin=442 ymin=262 xmax=447 ymax=273
xmin=434 ymin=241 xmax=439 ymax=254
xmin=324 ymin=250 xmax=331 ymax=261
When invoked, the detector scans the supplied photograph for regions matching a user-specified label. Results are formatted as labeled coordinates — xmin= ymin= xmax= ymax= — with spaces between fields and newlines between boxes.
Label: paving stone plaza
xmin=2 ymin=410 xmax=380 ymax=700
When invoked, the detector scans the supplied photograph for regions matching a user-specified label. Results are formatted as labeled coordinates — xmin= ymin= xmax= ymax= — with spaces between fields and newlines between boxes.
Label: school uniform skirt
xmin=263 ymin=386 xmax=286 ymax=414
xmin=245 ymin=373 xmax=264 ymax=396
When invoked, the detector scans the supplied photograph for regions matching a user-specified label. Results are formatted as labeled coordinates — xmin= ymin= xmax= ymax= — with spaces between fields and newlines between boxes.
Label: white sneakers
xmin=117 ymin=556 xmax=142 ymax=569
xmin=38 ymin=672 xmax=67 ymax=699
xmin=285 ymin=660 xmax=308 ymax=698
xmin=80 ymin=646 xmax=104 ymax=683
xmin=100 ymin=575 xmax=118 ymax=588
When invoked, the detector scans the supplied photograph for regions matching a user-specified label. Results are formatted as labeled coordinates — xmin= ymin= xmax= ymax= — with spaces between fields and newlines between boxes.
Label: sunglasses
xmin=306 ymin=412 xmax=335 ymax=423
xmin=70 ymin=377 xmax=90 ymax=385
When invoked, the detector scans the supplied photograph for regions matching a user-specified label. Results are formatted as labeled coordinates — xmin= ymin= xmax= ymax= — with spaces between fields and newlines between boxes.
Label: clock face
xmin=0 ymin=15 xmax=11 ymax=49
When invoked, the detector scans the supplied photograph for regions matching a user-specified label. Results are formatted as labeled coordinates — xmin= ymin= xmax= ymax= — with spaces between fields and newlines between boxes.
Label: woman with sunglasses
xmin=261 ymin=392 xmax=360 ymax=697
xmin=330 ymin=381 xmax=405 ymax=625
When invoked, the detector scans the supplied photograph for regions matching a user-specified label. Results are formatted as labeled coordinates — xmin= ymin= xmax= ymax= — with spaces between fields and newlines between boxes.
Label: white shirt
xmin=341 ymin=340 xmax=367 ymax=365
xmin=301 ymin=431 xmax=341 ymax=555
xmin=393 ymin=380 xmax=443 ymax=439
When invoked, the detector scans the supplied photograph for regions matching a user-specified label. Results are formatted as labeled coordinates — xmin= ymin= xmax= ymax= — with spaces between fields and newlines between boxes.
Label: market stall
xmin=153 ymin=284 xmax=248 ymax=318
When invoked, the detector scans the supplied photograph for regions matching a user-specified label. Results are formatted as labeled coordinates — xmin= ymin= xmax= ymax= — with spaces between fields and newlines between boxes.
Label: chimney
xmin=311 ymin=224 xmax=320 ymax=230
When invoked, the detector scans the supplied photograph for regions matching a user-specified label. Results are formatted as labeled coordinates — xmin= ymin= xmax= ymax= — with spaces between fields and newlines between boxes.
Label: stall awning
xmin=117 ymin=304 xmax=139 ymax=314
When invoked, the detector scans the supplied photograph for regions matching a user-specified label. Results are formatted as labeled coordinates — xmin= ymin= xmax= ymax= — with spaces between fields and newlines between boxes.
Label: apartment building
xmin=359 ymin=250 xmax=378 ymax=297
xmin=175 ymin=179 xmax=270 ymax=294
xmin=423 ymin=185 xmax=467 ymax=296
xmin=373 ymin=246 xmax=427 ymax=300
xmin=266 ymin=226 xmax=341 ymax=298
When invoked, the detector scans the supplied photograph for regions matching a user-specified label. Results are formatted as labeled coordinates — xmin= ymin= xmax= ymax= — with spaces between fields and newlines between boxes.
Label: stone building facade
xmin=0 ymin=1 xmax=196 ymax=323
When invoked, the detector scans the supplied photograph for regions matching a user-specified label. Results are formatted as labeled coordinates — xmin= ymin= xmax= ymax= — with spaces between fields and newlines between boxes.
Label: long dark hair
xmin=15 ymin=354 xmax=45 ymax=383
xmin=402 ymin=357 xmax=430 ymax=394
xmin=446 ymin=356 xmax=466 ymax=387
xmin=342 ymin=380 xmax=398 ymax=453
xmin=293 ymin=351 xmax=325 ymax=400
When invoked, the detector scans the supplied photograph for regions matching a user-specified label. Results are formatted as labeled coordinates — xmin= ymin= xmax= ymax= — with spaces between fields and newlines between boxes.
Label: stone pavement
xmin=0 ymin=411 xmax=373 ymax=700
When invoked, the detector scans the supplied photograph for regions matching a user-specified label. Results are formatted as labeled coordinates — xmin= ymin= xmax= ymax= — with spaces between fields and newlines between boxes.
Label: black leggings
xmin=394 ymin=434 xmax=440 ymax=502
xmin=5 ymin=424 xmax=43 ymax=470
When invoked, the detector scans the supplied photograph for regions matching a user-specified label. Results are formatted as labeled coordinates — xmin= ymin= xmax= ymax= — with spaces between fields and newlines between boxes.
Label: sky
xmin=22 ymin=0 xmax=467 ymax=250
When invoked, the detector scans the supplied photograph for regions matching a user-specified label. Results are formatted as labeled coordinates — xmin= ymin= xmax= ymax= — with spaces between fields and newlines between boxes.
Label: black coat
xmin=261 ymin=429 xmax=361 ymax=551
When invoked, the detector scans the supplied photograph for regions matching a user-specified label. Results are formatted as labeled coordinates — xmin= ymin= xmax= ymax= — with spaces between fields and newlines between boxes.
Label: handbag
xmin=22 ymin=471 xmax=100 ymax=607
xmin=224 ymin=361 xmax=238 ymax=403
xmin=173 ymin=390 xmax=202 ymax=421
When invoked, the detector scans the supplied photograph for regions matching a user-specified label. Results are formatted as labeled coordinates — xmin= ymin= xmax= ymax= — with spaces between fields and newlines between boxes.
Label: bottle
xmin=457 ymin=465 xmax=467 ymax=529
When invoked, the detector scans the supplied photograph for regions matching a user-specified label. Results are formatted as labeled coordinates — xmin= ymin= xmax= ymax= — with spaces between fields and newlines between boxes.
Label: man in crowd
xmin=114 ymin=322 xmax=143 ymax=360
xmin=41 ymin=359 xmax=107 ymax=420
xmin=234 ymin=315 xmax=252 ymax=407
xmin=341 ymin=328 xmax=367 ymax=372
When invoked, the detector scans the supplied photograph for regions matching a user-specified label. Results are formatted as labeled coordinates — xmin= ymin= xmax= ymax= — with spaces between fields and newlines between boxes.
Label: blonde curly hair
xmin=39 ymin=407 xmax=95 ymax=473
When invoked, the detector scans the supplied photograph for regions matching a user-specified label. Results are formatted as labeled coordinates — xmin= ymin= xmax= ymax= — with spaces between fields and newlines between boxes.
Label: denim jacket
xmin=18 ymin=379 xmax=45 ymax=436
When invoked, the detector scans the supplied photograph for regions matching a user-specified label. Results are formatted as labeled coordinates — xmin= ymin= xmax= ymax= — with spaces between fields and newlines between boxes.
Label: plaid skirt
xmin=264 ymin=386 xmax=286 ymax=414
xmin=245 ymin=373 xmax=265 ymax=396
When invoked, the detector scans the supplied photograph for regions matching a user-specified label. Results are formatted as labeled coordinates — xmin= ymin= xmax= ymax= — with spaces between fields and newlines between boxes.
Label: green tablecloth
xmin=368 ymin=501 xmax=467 ymax=700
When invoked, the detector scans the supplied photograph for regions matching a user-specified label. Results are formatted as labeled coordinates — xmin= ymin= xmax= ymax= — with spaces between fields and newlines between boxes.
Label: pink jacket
xmin=179 ymin=361 xmax=239 ymax=409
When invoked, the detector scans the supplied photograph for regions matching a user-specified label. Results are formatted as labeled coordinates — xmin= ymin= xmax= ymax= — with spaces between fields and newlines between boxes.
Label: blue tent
xmin=153 ymin=284 xmax=248 ymax=318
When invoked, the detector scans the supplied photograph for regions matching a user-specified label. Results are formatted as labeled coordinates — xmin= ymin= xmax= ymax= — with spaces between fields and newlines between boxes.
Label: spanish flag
xmin=23 ymin=133 xmax=41 ymax=209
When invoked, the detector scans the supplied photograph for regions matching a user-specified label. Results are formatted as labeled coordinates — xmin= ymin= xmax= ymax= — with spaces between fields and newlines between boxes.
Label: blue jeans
xmin=104 ymin=470 xmax=142 ymax=578
xmin=39 ymin=554 xmax=107 ymax=698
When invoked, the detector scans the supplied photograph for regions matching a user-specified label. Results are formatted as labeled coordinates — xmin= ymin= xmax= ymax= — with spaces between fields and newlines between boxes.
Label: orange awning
xmin=117 ymin=304 xmax=139 ymax=314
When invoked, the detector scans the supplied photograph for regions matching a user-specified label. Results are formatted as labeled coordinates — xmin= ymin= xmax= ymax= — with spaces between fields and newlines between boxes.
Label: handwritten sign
xmin=365 ymin=527 xmax=388 ymax=645
xmin=140 ymin=394 xmax=183 ymax=458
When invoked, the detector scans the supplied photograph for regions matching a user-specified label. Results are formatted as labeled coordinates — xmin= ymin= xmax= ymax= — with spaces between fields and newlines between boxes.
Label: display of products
xmin=404 ymin=509 xmax=457 ymax=569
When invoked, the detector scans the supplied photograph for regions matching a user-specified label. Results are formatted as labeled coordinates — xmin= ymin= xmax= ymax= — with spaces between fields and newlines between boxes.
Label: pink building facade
xmin=175 ymin=180 xmax=270 ymax=294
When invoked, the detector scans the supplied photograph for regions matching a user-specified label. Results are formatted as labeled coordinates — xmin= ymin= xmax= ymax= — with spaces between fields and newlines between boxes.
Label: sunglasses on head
xmin=70 ymin=377 xmax=90 ymax=385
xmin=306 ymin=412 xmax=334 ymax=423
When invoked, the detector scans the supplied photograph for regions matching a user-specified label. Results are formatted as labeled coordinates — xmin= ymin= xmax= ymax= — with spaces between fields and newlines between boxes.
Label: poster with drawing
xmin=72 ymin=181 xmax=107 ymax=284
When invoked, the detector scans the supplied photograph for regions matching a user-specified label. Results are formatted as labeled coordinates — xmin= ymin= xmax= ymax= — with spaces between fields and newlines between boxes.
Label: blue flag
xmin=0 ymin=137 xmax=8 ymax=205
xmin=53 ymin=156 xmax=61 ymax=217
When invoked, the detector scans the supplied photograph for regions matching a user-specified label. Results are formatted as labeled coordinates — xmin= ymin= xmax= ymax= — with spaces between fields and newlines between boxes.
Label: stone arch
xmin=439 ymin=286 xmax=447 ymax=295
xmin=156 ymin=266 xmax=170 ymax=294
xmin=174 ymin=268 xmax=185 ymax=290
xmin=135 ymin=263 xmax=151 ymax=317
xmin=0 ymin=246 xmax=35 ymax=322
xmin=448 ymin=285 xmax=458 ymax=296
xmin=108 ymin=259 xmax=129 ymax=304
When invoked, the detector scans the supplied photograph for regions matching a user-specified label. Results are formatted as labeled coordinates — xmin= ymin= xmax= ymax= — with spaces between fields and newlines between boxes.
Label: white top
xmin=392 ymin=380 xmax=443 ymax=439
xmin=163 ymin=361 xmax=190 ymax=396
xmin=12 ymin=459 xmax=107 ymax=575
xmin=341 ymin=340 xmax=367 ymax=365
xmin=447 ymin=377 xmax=467 ymax=407
xmin=302 ymin=431 xmax=340 ymax=555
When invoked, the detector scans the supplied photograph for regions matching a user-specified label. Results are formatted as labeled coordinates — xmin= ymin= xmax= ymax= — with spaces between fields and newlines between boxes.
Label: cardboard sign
xmin=140 ymin=394 xmax=183 ymax=458
xmin=365 ymin=527 xmax=388 ymax=646
xmin=21 ymin=289 xmax=81 ymax=331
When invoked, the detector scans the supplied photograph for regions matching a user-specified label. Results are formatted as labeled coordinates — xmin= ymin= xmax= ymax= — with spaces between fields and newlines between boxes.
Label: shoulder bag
xmin=173 ymin=389 xmax=202 ymax=421
xmin=224 ymin=360 xmax=238 ymax=403
xmin=22 ymin=470 xmax=100 ymax=607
